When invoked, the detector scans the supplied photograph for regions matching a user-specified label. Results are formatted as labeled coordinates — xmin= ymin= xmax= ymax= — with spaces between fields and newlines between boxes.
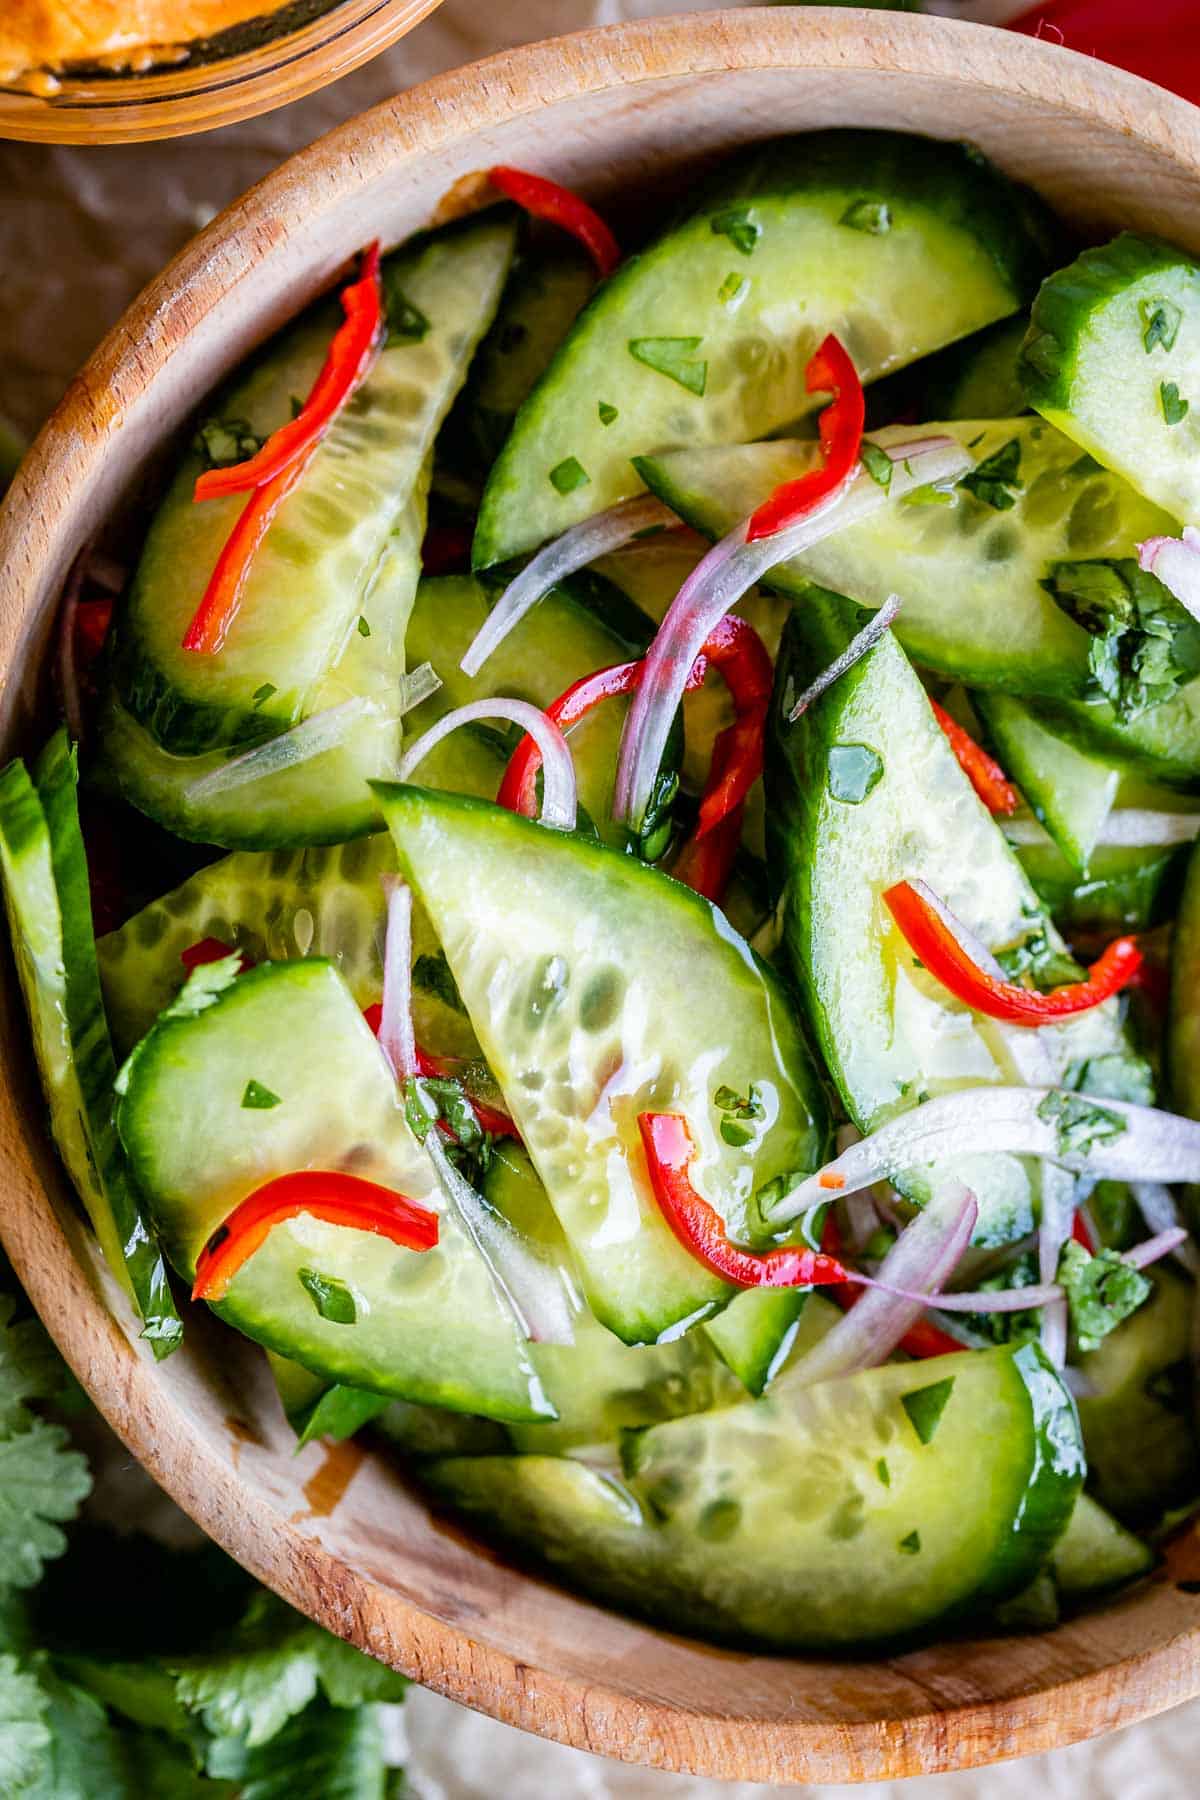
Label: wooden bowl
xmin=3 ymin=10 xmax=1200 ymax=1784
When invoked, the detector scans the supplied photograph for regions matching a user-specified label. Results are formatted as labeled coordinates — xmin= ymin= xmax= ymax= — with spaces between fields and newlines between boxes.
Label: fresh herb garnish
xmin=628 ymin=337 xmax=708 ymax=397
xmin=714 ymin=1083 xmax=764 ymax=1148
xmin=902 ymin=483 xmax=954 ymax=508
xmin=356 ymin=615 xmax=371 ymax=638
xmin=251 ymin=682 xmax=277 ymax=706
xmin=298 ymin=1268 xmax=357 ymax=1326
xmin=710 ymin=206 xmax=760 ymax=256
xmin=412 ymin=950 xmax=466 ymax=1015
xmin=860 ymin=441 xmax=893 ymax=491
xmin=994 ymin=920 xmax=1079 ymax=990
xmin=192 ymin=416 xmax=263 ymax=471
xmin=876 ymin=1458 xmax=891 ymax=1488
xmin=900 ymin=1377 xmax=955 ymax=1445
xmin=1043 ymin=557 xmax=1200 ymax=720
xmin=960 ymin=436 xmax=1023 ymax=511
xmin=1036 ymin=1090 xmax=1127 ymax=1158
xmin=549 ymin=456 xmax=590 ymax=495
xmin=598 ymin=401 xmax=618 ymax=426
xmin=827 ymin=743 xmax=884 ymax=804
xmin=1057 ymin=1240 xmax=1151 ymax=1352
xmin=717 ymin=272 xmax=747 ymax=307
xmin=1160 ymin=380 xmax=1190 ymax=425
xmin=241 ymin=1079 xmax=281 ymax=1110
xmin=1141 ymin=296 xmax=1183 ymax=354
xmin=967 ymin=1251 xmax=1041 ymax=1346
xmin=898 ymin=1530 xmax=921 ymax=1554
xmin=840 ymin=198 xmax=891 ymax=235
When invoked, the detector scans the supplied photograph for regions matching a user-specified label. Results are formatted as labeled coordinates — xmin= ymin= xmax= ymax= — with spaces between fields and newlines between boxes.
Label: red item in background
xmin=489 ymin=166 xmax=621 ymax=276
xmin=1011 ymin=0 xmax=1200 ymax=105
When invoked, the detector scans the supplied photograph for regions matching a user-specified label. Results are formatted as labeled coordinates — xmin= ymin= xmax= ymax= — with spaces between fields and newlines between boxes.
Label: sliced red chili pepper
xmin=929 ymin=698 xmax=1019 ymax=816
xmin=192 ymin=1168 xmax=438 ymax=1304
xmin=497 ymin=656 xmax=646 ymax=818
xmin=689 ymin=612 xmax=774 ymax=840
xmin=1071 ymin=1209 xmax=1096 ymax=1252
xmin=638 ymin=1112 xmax=848 ymax=1289
xmin=193 ymin=245 xmax=383 ymax=503
xmin=883 ymin=879 xmax=1142 ymax=1024
xmin=183 ymin=246 xmax=384 ymax=655
xmin=746 ymin=335 xmax=865 ymax=543
xmin=670 ymin=807 xmax=745 ymax=905
xmin=75 ymin=598 xmax=113 ymax=669
xmin=361 ymin=1003 xmax=518 ymax=1141
xmin=820 ymin=1210 xmax=962 ymax=1359
xmin=489 ymin=166 xmax=620 ymax=277
xmin=181 ymin=936 xmax=253 ymax=973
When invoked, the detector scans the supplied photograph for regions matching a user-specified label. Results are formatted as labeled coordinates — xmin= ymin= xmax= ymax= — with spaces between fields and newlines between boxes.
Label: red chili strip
xmin=76 ymin=598 xmax=113 ymax=668
xmin=181 ymin=936 xmax=252 ymax=973
xmin=181 ymin=457 xmax=308 ymax=656
xmin=689 ymin=612 xmax=774 ymax=839
xmin=746 ymin=336 xmax=865 ymax=542
xmin=1071 ymin=1209 xmax=1096 ymax=1252
xmin=929 ymin=698 xmax=1019 ymax=816
xmin=490 ymin=166 xmax=620 ymax=277
xmin=884 ymin=879 xmax=1142 ymax=1024
xmin=638 ymin=1112 xmax=848 ymax=1289
xmin=820 ymin=1211 xmax=963 ymax=1360
xmin=194 ymin=245 xmax=383 ymax=503
xmin=192 ymin=1168 xmax=438 ymax=1304
xmin=361 ymin=1003 xmax=518 ymax=1141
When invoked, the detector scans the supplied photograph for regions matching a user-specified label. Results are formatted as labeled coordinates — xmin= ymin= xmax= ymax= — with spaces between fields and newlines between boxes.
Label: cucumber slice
xmin=923 ymin=316 xmax=1028 ymax=420
xmin=977 ymin=693 xmax=1119 ymax=874
xmin=1020 ymin=233 xmax=1200 ymax=523
xmin=1075 ymin=1269 xmax=1199 ymax=1527
xmin=115 ymin=958 xmax=552 ymax=1421
xmin=768 ymin=604 xmax=1142 ymax=1245
xmin=99 ymin=517 xmax=427 ymax=850
xmin=1034 ymin=683 xmax=1200 ymax=787
xmin=446 ymin=241 xmax=596 ymax=476
xmin=376 ymin=785 xmax=829 ymax=1344
xmin=637 ymin=417 xmax=1174 ymax=701
xmin=1017 ymin=838 xmax=1186 ymax=935
xmin=423 ymin=1342 xmax=1082 ymax=1650
xmin=474 ymin=132 xmax=1053 ymax=567
xmin=0 ymin=740 xmax=180 ymax=1353
xmin=1053 ymin=1492 xmax=1153 ymax=1597
xmin=114 ymin=210 xmax=516 ymax=755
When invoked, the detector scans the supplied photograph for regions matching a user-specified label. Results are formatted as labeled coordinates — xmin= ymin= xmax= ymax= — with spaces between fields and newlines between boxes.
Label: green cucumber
xmin=637 ymin=417 xmax=1174 ymax=700
xmin=1075 ymin=1269 xmax=1199 ymax=1527
xmin=474 ymin=132 xmax=1053 ymax=566
xmin=1172 ymin=836 xmax=1200 ymax=1118
xmin=423 ymin=1342 xmax=1083 ymax=1650
xmin=1033 ymin=684 xmax=1200 ymax=787
xmin=0 ymin=741 xmax=180 ymax=1354
xmin=376 ymin=784 xmax=829 ymax=1344
xmin=99 ymin=519 xmax=427 ymax=850
xmin=1020 ymin=233 xmax=1200 ymax=522
xmin=1016 ymin=838 xmax=1187 ymax=935
xmin=115 ymin=957 xmax=552 ymax=1421
xmin=1053 ymin=1492 xmax=1153 ymax=1597
xmin=923 ymin=316 xmax=1029 ymax=420
xmin=114 ymin=210 xmax=516 ymax=756
xmin=976 ymin=693 xmax=1118 ymax=873
xmin=446 ymin=241 xmax=596 ymax=475
xmin=768 ymin=604 xmax=1143 ymax=1245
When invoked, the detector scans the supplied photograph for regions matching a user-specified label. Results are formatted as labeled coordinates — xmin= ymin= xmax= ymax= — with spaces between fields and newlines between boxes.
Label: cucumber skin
xmin=1019 ymin=839 xmax=1186 ymax=936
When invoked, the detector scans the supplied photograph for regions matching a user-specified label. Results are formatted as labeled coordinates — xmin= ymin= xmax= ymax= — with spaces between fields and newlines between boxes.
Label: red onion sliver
xmin=786 ymin=593 xmax=902 ymax=721
xmin=399 ymin=697 xmax=577 ymax=831
xmin=780 ymin=1184 xmax=977 ymax=1387
xmin=1123 ymin=1226 xmax=1190 ymax=1270
xmin=460 ymin=496 xmax=677 ymax=678
xmin=1038 ymin=1166 xmax=1076 ymax=1368
xmin=614 ymin=437 xmax=971 ymax=832
xmin=1131 ymin=1181 xmax=1200 ymax=1276
xmin=766 ymin=1087 xmax=1200 ymax=1225
xmin=1139 ymin=525 xmax=1200 ymax=619
xmin=1004 ymin=810 xmax=1200 ymax=849
xmin=377 ymin=875 xmax=417 ymax=1084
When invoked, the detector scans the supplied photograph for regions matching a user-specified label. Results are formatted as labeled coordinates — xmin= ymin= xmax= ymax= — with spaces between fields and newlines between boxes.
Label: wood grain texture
xmin=2 ymin=10 xmax=1200 ymax=1783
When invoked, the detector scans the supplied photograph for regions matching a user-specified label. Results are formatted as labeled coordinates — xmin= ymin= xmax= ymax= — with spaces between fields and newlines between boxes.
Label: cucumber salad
xmin=9 ymin=135 xmax=1200 ymax=1653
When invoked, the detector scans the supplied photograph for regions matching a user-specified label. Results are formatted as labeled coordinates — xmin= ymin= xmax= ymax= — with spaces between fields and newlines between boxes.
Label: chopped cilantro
xmin=384 ymin=282 xmax=430 ymax=344
xmin=827 ymin=743 xmax=884 ymax=804
xmin=628 ymin=337 xmax=708 ymax=397
xmin=598 ymin=401 xmax=618 ymax=426
xmin=860 ymin=441 xmax=893 ymax=490
xmin=898 ymin=1530 xmax=922 ymax=1554
xmin=902 ymin=483 xmax=954 ymax=508
xmin=251 ymin=683 xmax=277 ymax=706
xmin=241 ymin=1080 xmax=281 ymax=1111
xmin=715 ymin=1083 xmax=764 ymax=1148
xmin=966 ymin=1251 xmax=1041 ymax=1346
xmin=710 ymin=206 xmax=760 ymax=256
xmin=412 ymin=950 xmax=466 ymax=1015
xmin=876 ymin=1458 xmax=891 ymax=1488
xmin=840 ymin=198 xmax=891 ymax=234
xmin=1043 ymin=557 xmax=1200 ymax=721
xmin=900 ymin=1377 xmax=955 ymax=1445
xmin=1161 ymin=380 xmax=1190 ymax=425
xmin=0 ymin=1655 xmax=50 ymax=1790
xmin=549 ymin=456 xmax=590 ymax=495
xmin=1037 ymin=1090 xmax=1127 ymax=1158
xmin=192 ymin=416 xmax=262 ymax=471
xmin=298 ymin=1269 xmax=357 ymax=1326
xmin=1141 ymin=296 xmax=1183 ymax=354
xmin=356 ymin=615 xmax=371 ymax=638
xmin=717 ymin=272 xmax=747 ymax=307
xmin=1057 ymin=1239 xmax=1151 ymax=1352
xmin=960 ymin=437 xmax=1023 ymax=511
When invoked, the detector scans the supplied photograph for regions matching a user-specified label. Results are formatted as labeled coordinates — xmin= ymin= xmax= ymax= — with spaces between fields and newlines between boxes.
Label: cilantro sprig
xmin=1043 ymin=557 xmax=1200 ymax=722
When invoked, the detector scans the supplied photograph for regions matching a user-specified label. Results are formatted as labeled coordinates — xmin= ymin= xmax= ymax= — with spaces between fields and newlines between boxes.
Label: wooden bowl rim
xmin=4 ymin=9 xmax=1200 ymax=1782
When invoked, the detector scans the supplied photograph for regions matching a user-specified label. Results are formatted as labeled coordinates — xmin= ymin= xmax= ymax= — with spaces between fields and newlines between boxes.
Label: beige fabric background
xmin=3 ymin=1 xmax=1198 ymax=1789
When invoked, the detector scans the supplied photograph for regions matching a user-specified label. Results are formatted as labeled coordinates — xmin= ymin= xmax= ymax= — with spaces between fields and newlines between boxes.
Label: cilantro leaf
xmin=206 ymin=1696 xmax=390 ymax=1800
xmin=1036 ymin=1090 xmax=1127 ymax=1158
xmin=1057 ymin=1240 xmax=1151 ymax=1353
xmin=966 ymin=1252 xmax=1041 ymax=1346
xmin=192 ymin=417 xmax=263 ymax=472
xmin=1140 ymin=296 xmax=1182 ymax=353
xmin=628 ymin=337 xmax=708 ymax=397
xmin=960 ymin=437 xmax=1023 ymax=511
xmin=900 ymin=1377 xmax=955 ymax=1445
xmin=0 ymin=1654 xmax=50 ymax=1793
xmin=1160 ymin=380 xmax=1190 ymax=425
xmin=709 ymin=206 xmax=760 ymax=256
xmin=0 ymin=1296 xmax=65 ymax=1437
xmin=1043 ymin=557 xmax=1200 ymax=721
xmin=860 ymin=441 xmax=893 ymax=490
xmin=0 ymin=1420 xmax=91 ymax=1592
xmin=298 ymin=1269 xmax=357 ymax=1326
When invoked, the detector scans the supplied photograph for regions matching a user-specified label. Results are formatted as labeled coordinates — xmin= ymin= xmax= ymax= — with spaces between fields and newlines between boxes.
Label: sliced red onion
xmin=766 ymin=1088 xmax=1200 ymax=1225
xmin=614 ymin=437 xmax=971 ymax=831
xmin=424 ymin=1130 xmax=575 ymax=1345
xmin=1139 ymin=525 xmax=1200 ymax=619
xmin=781 ymin=1184 xmax=977 ymax=1387
xmin=1038 ymin=1166 xmax=1076 ymax=1368
xmin=1004 ymin=810 xmax=1200 ymax=849
xmin=460 ymin=497 xmax=678 ymax=678
xmin=56 ymin=550 xmax=87 ymax=743
xmin=398 ymin=697 xmax=577 ymax=832
xmin=786 ymin=593 xmax=903 ymax=721
xmin=1131 ymin=1181 xmax=1200 ymax=1276
xmin=377 ymin=875 xmax=417 ymax=1084
xmin=1123 ymin=1225 xmax=1189 ymax=1270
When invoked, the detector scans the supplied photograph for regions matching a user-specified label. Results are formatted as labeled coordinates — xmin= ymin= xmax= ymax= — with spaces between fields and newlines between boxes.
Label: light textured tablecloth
xmin=2 ymin=2 xmax=1197 ymax=1790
